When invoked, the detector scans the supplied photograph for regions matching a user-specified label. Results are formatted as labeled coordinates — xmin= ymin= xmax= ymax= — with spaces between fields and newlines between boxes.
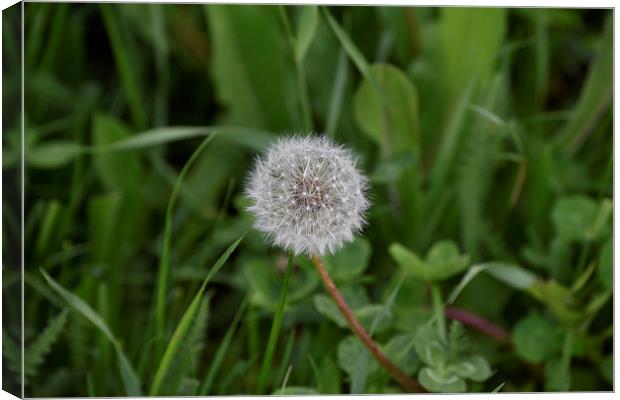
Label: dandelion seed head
xmin=245 ymin=135 xmax=370 ymax=255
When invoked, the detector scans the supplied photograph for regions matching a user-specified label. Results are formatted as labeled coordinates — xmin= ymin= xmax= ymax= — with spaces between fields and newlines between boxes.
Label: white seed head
xmin=245 ymin=135 xmax=370 ymax=256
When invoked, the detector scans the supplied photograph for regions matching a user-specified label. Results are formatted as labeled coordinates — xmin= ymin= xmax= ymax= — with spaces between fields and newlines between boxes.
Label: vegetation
xmin=2 ymin=3 xmax=612 ymax=396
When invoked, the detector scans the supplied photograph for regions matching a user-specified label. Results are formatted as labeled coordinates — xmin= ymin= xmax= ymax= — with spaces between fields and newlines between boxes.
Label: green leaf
xmin=512 ymin=312 xmax=563 ymax=363
xmin=383 ymin=333 xmax=421 ymax=375
xmin=355 ymin=304 xmax=392 ymax=334
xmin=418 ymin=366 xmax=466 ymax=393
xmin=390 ymin=241 xmax=470 ymax=283
xmin=389 ymin=243 xmax=429 ymax=281
xmin=438 ymin=8 xmax=506 ymax=95
xmin=205 ymin=5 xmax=296 ymax=130
xmin=322 ymin=237 xmax=372 ymax=282
xmin=295 ymin=6 xmax=318 ymax=62
xmin=551 ymin=195 xmax=603 ymax=242
xmin=313 ymin=294 xmax=347 ymax=328
xmin=354 ymin=63 xmax=419 ymax=156
xmin=337 ymin=335 xmax=378 ymax=377
xmin=597 ymin=237 xmax=612 ymax=290
xmin=40 ymin=270 xmax=142 ymax=396
xmin=528 ymin=280 xmax=581 ymax=324
xmin=425 ymin=241 xmax=470 ymax=281
xmin=24 ymin=309 xmax=69 ymax=377
xmin=448 ymin=262 xmax=539 ymax=304
xmin=150 ymin=234 xmax=244 ymax=395
xmin=485 ymin=264 xmax=538 ymax=290
xmin=244 ymin=257 xmax=319 ymax=311
xmin=92 ymin=114 xmax=146 ymax=192
xmin=447 ymin=355 xmax=493 ymax=382
xmin=313 ymin=287 xmax=370 ymax=330
xmin=413 ymin=324 xmax=446 ymax=367
xmin=27 ymin=141 xmax=83 ymax=169
xmin=102 ymin=126 xmax=275 ymax=153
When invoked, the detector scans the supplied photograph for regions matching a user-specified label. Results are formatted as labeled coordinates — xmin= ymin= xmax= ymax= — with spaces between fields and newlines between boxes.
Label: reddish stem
xmin=311 ymin=255 xmax=425 ymax=393
xmin=444 ymin=306 xmax=510 ymax=343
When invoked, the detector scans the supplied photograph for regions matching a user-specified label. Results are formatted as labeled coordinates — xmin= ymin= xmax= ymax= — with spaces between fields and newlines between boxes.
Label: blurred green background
xmin=2 ymin=3 xmax=613 ymax=396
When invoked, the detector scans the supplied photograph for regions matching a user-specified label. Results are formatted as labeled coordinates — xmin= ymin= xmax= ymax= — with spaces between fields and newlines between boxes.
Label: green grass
xmin=2 ymin=3 xmax=613 ymax=396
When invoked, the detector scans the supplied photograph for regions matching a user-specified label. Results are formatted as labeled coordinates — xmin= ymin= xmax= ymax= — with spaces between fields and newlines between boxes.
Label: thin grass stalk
xmin=256 ymin=253 xmax=293 ymax=394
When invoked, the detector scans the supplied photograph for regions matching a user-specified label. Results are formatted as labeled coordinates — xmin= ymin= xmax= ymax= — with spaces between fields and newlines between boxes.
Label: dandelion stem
xmin=311 ymin=255 xmax=424 ymax=393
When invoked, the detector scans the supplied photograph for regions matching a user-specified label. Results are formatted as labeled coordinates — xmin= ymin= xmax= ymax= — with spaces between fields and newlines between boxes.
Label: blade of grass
xmin=325 ymin=25 xmax=350 ymax=138
xmin=256 ymin=253 xmax=293 ymax=394
xmin=152 ymin=134 xmax=215 ymax=362
xmin=149 ymin=234 xmax=245 ymax=395
xmin=275 ymin=329 xmax=295 ymax=385
xmin=100 ymin=4 xmax=147 ymax=129
xmin=198 ymin=296 xmax=249 ymax=395
xmin=217 ymin=356 xmax=258 ymax=394
xmin=278 ymin=6 xmax=314 ymax=131
xmin=40 ymin=269 xmax=142 ymax=396
xmin=280 ymin=364 xmax=293 ymax=393
xmin=40 ymin=3 xmax=68 ymax=71
xmin=25 ymin=2 xmax=50 ymax=67
xmin=322 ymin=7 xmax=370 ymax=80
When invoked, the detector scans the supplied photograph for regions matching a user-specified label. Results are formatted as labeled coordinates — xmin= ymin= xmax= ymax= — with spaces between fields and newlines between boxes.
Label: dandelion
xmin=246 ymin=135 xmax=423 ymax=393
xmin=245 ymin=135 xmax=370 ymax=256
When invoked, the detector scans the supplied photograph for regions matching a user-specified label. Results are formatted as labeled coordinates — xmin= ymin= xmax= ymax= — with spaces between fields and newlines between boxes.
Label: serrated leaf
xmin=150 ymin=235 xmax=244 ymax=395
xmin=418 ymin=366 xmax=466 ymax=393
xmin=25 ymin=309 xmax=69 ymax=377
xmin=512 ymin=312 xmax=563 ymax=363
xmin=322 ymin=237 xmax=372 ymax=282
xmin=447 ymin=355 xmax=492 ymax=382
xmin=40 ymin=269 xmax=142 ymax=396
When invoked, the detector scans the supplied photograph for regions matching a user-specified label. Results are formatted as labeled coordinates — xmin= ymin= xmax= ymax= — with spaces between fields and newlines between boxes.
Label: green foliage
xmin=414 ymin=321 xmax=493 ymax=392
xmin=322 ymin=237 xmax=372 ymax=282
xmin=390 ymin=241 xmax=470 ymax=282
xmin=25 ymin=309 xmax=69 ymax=377
xmin=5 ymin=4 xmax=612 ymax=396
xmin=551 ymin=195 xmax=611 ymax=242
xmin=512 ymin=312 xmax=563 ymax=363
